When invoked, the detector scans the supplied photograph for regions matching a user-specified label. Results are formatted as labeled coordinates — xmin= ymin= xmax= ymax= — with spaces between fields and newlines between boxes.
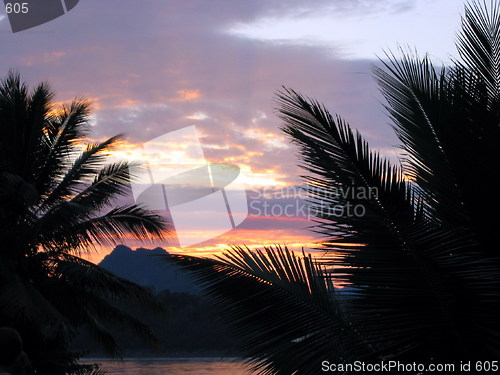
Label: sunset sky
xmin=0 ymin=0 xmax=465 ymax=263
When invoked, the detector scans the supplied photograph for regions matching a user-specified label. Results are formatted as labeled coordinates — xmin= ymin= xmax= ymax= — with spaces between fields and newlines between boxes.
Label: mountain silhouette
xmin=99 ymin=245 xmax=199 ymax=294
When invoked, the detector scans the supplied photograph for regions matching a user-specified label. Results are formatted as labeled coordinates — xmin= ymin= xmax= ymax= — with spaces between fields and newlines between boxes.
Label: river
xmin=82 ymin=358 xmax=252 ymax=374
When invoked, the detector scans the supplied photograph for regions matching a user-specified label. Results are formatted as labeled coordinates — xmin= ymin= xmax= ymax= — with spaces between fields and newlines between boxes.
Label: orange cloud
xmin=79 ymin=223 xmax=320 ymax=264
xmin=103 ymin=138 xmax=289 ymax=188
xmin=169 ymin=89 xmax=201 ymax=102
xmin=171 ymin=224 xmax=320 ymax=257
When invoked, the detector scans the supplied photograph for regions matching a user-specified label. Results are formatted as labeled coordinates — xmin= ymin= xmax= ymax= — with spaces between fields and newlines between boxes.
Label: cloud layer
xmin=0 ymin=0 xmax=463 ymax=260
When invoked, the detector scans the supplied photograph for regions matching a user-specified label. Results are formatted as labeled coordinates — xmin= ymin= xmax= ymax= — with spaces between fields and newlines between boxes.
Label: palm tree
xmin=0 ymin=72 xmax=168 ymax=375
xmin=168 ymin=1 xmax=500 ymax=373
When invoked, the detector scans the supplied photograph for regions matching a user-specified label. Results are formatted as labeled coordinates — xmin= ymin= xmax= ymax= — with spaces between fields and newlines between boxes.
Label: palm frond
xmin=71 ymin=161 xmax=141 ymax=212
xmin=0 ymin=271 xmax=67 ymax=326
xmin=44 ymin=252 xmax=164 ymax=308
xmin=167 ymin=246 xmax=375 ymax=375
xmin=36 ymin=100 xmax=92 ymax=196
xmin=373 ymin=52 xmax=470 ymax=226
xmin=0 ymin=71 xmax=172 ymax=373
xmin=35 ymin=204 xmax=167 ymax=254
xmin=276 ymin=87 xmax=499 ymax=361
xmin=457 ymin=0 xmax=500 ymax=101
xmin=277 ymin=87 xmax=417 ymax=248
xmin=41 ymin=135 xmax=122 ymax=209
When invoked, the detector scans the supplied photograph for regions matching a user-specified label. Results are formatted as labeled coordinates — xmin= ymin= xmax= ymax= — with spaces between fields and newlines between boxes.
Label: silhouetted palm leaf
xmin=166 ymin=1 xmax=500 ymax=373
xmin=0 ymin=72 xmax=169 ymax=374
xmin=168 ymin=246 xmax=375 ymax=375
xmin=276 ymin=87 xmax=497 ymax=362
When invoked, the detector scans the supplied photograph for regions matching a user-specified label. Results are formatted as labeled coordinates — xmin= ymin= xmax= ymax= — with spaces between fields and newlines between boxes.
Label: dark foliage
xmin=73 ymin=289 xmax=241 ymax=357
xmin=0 ymin=72 xmax=169 ymax=374
xmin=167 ymin=1 xmax=500 ymax=374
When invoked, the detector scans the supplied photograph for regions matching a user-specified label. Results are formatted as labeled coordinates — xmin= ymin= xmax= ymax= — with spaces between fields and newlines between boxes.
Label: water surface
xmin=82 ymin=358 xmax=251 ymax=375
